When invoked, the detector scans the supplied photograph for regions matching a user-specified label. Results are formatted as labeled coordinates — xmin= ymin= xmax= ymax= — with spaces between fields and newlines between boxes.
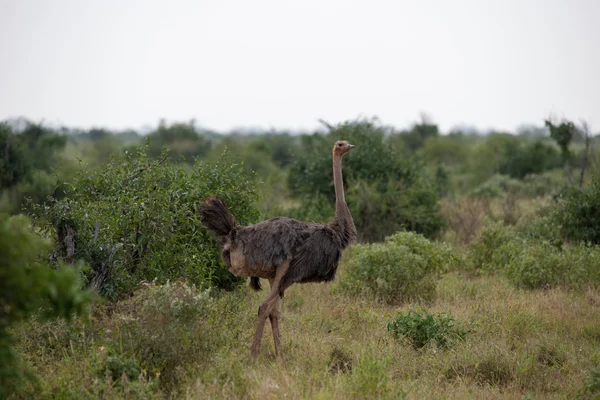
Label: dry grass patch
xmin=10 ymin=271 xmax=600 ymax=399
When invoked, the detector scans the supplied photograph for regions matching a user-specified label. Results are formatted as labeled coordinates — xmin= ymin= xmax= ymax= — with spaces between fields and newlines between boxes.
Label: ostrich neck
xmin=331 ymin=154 xmax=356 ymax=247
xmin=333 ymin=154 xmax=346 ymax=207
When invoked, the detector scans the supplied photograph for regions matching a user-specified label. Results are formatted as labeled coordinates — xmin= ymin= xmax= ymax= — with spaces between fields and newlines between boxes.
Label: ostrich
xmin=200 ymin=140 xmax=357 ymax=359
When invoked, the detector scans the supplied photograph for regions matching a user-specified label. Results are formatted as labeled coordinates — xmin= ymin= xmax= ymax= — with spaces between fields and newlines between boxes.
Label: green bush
xmin=105 ymin=355 xmax=141 ymax=383
xmin=469 ymin=219 xmax=525 ymax=270
xmin=521 ymin=172 xmax=562 ymax=197
xmin=103 ymin=281 xmax=219 ymax=392
xmin=506 ymin=242 xmax=600 ymax=289
xmin=146 ymin=120 xmax=213 ymax=161
xmin=517 ymin=211 xmax=563 ymax=248
xmin=471 ymin=218 xmax=600 ymax=289
xmin=552 ymin=174 xmax=600 ymax=244
xmin=0 ymin=214 xmax=90 ymax=398
xmin=339 ymin=231 xmax=462 ymax=303
xmin=468 ymin=134 xmax=560 ymax=186
xmin=470 ymin=174 xmax=524 ymax=199
xmin=272 ymin=191 xmax=334 ymax=224
xmin=504 ymin=241 xmax=564 ymax=289
xmin=1 ymin=121 xmax=73 ymax=213
xmin=387 ymin=309 xmax=469 ymax=349
xmin=579 ymin=367 xmax=600 ymax=400
xmin=30 ymin=143 xmax=260 ymax=299
xmin=349 ymin=177 xmax=444 ymax=242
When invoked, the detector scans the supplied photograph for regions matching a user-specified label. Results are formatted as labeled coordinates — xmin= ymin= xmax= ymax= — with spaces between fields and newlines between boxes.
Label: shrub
xmin=30 ymin=143 xmax=260 ymax=299
xmin=348 ymin=177 xmax=444 ymax=242
xmin=470 ymin=174 xmax=524 ymax=199
xmin=471 ymin=218 xmax=600 ymax=289
xmin=518 ymin=211 xmax=563 ymax=248
xmin=106 ymin=282 xmax=216 ymax=391
xmin=387 ymin=309 xmax=469 ymax=349
xmin=506 ymin=241 xmax=600 ymax=289
xmin=10 ymin=280 xmax=250 ymax=398
xmin=271 ymin=191 xmax=334 ymax=224
xmin=579 ymin=367 xmax=600 ymax=400
xmin=521 ymin=172 xmax=561 ymax=197
xmin=0 ymin=214 xmax=90 ymax=398
xmin=145 ymin=120 xmax=213 ymax=161
xmin=339 ymin=231 xmax=462 ymax=303
xmin=468 ymin=133 xmax=560 ymax=186
xmin=1 ymin=121 xmax=74 ymax=213
xmin=105 ymin=355 xmax=141 ymax=382
xmin=504 ymin=241 xmax=564 ymax=289
xmin=469 ymin=219 xmax=525 ymax=270
xmin=552 ymin=174 xmax=600 ymax=244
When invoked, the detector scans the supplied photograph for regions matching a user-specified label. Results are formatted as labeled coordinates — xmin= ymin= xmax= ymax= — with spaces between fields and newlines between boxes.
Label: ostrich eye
xmin=337 ymin=143 xmax=342 ymax=147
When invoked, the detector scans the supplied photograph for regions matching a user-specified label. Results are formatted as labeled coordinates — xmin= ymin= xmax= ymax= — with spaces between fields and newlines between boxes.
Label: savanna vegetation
xmin=2 ymin=114 xmax=600 ymax=399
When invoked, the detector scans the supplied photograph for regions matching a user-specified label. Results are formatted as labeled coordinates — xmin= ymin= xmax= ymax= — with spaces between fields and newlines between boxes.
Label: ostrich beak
xmin=348 ymin=144 xmax=356 ymax=149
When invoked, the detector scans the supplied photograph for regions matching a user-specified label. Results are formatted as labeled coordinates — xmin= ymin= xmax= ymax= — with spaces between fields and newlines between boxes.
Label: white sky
xmin=0 ymin=0 xmax=598 ymax=133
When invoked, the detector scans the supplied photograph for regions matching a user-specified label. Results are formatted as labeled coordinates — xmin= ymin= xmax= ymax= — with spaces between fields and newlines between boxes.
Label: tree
xmin=0 ymin=121 xmax=70 ymax=213
xmin=0 ymin=123 xmax=29 ymax=189
xmin=579 ymin=120 xmax=593 ymax=188
xmin=288 ymin=118 xmax=443 ymax=241
xmin=146 ymin=119 xmax=213 ymax=161
xmin=395 ymin=114 xmax=440 ymax=151
xmin=552 ymin=172 xmax=600 ymax=244
xmin=545 ymin=118 xmax=575 ymax=184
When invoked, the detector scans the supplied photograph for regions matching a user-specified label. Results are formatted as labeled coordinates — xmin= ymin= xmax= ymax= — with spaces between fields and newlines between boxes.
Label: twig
xmin=124 ymin=153 xmax=168 ymax=182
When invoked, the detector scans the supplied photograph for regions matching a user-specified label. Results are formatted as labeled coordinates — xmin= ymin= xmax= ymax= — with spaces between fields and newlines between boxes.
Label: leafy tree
xmin=146 ymin=120 xmax=212 ymax=161
xmin=502 ymin=140 xmax=561 ymax=179
xmin=545 ymin=118 xmax=577 ymax=184
xmin=552 ymin=173 xmax=600 ymax=244
xmin=545 ymin=119 xmax=575 ymax=161
xmin=469 ymin=133 xmax=560 ymax=185
xmin=17 ymin=122 xmax=67 ymax=172
xmin=395 ymin=115 xmax=440 ymax=151
xmin=0 ymin=121 xmax=70 ymax=213
xmin=263 ymin=132 xmax=300 ymax=168
xmin=1 ymin=121 xmax=67 ymax=190
xmin=1 ymin=214 xmax=90 ymax=398
xmin=0 ymin=123 xmax=29 ymax=189
xmin=288 ymin=118 xmax=443 ymax=241
xmin=419 ymin=135 xmax=470 ymax=168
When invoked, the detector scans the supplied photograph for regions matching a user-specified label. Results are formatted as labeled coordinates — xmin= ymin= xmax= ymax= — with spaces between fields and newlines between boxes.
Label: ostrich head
xmin=333 ymin=140 xmax=356 ymax=157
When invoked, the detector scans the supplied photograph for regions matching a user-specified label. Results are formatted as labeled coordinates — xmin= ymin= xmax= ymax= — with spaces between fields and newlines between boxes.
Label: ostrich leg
xmin=268 ymin=282 xmax=283 ymax=357
xmin=251 ymin=261 xmax=289 ymax=359
xmin=269 ymin=280 xmax=293 ymax=358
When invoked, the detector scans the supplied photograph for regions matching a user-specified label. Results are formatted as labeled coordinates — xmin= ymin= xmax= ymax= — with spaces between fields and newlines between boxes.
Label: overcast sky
xmin=0 ymin=0 xmax=598 ymax=133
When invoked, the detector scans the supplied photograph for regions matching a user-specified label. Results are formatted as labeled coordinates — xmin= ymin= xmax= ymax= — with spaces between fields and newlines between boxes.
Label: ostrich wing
xmin=237 ymin=217 xmax=311 ymax=273
xmin=279 ymin=226 xmax=342 ymax=293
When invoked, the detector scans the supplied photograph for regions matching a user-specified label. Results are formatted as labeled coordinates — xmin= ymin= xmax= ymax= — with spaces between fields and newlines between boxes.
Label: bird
xmin=200 ymin=140 xmax=357 ymax=360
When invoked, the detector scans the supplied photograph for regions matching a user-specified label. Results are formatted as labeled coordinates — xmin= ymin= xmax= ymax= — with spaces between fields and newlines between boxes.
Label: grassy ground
xmin=11 ymin=266 xmax=600 ymax=399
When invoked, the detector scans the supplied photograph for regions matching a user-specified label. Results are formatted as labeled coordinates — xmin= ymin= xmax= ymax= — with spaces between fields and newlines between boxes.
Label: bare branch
xmin=317 ymin=119 xmax=335 ymax=131
xmin=579 ymin=120 xmax=592 ymax=187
